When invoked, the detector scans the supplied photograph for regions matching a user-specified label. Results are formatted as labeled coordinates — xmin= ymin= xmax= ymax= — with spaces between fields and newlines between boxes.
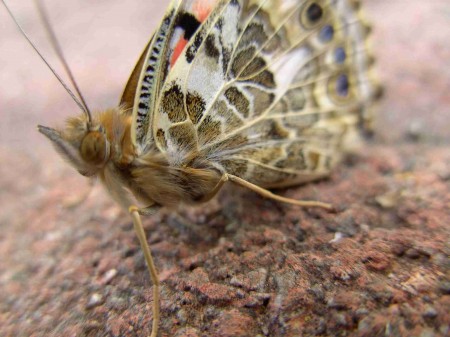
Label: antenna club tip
xmin=37 ymin=124 xmax=46 ymax=132
xmin=37 ymin=125 xmax=58 ymax=140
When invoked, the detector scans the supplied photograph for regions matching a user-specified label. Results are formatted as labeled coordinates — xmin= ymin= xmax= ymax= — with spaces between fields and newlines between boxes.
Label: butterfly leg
xmin=129 ymin=205 xmax=160 ymax=337
xmin=199 ymin=173 xmax=229 ymax=203
xmin=138 ymin=204 xmax=162 ymax=216
xmin=227 ymin=174 xmax=333 ymax=210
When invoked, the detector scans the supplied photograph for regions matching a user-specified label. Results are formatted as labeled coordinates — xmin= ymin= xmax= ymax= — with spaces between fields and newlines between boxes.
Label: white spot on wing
xmin=271 ymin=47 xmax=311 ymax=96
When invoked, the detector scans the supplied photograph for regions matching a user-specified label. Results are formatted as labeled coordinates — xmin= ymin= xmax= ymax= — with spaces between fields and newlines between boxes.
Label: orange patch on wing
xmin=193 ymin=0 xmax=215 ymax=22
xmin=170 ymin=0 xmax=217 ymax=67
xmin=171 ymin=38 xmax=188 ymax=67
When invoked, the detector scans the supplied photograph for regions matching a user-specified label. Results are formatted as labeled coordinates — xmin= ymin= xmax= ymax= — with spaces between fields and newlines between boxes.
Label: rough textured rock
xmin=0 ymin=1 xmax=449 ymax=337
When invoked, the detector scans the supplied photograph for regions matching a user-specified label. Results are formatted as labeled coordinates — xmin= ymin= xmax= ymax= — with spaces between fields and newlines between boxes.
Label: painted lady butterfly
xmin=3 ymin=0 xmax=379 ymax=335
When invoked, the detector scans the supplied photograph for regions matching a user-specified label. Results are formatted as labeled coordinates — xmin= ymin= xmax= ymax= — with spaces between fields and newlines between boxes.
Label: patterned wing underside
xmin=131 ymin=0 xmax=220 ymax=150
xmin=120 ymin=37 xmax=153 ymax=113
xmin=152 ymin=0 xmax=379 ymax=188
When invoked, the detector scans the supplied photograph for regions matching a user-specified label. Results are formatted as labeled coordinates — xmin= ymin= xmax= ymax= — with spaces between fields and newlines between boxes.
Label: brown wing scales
xmin=119 ymin=38 xmax=153 ymax=113
xmin=152 ymin=0 xmax=378 ymax=188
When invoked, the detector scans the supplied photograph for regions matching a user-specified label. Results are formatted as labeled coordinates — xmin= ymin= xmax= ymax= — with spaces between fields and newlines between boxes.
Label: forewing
xmin=129 ymin=0 xmax=221 ymax=151
xmin=153 ymin=0 xmax=379 ymax=186
xmin=120 ymin=37 xmax=153 ymax=113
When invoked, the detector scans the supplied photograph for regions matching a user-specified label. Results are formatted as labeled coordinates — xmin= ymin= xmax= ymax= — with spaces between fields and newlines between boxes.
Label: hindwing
xmin=135 ymin=0 xmax=379 ymax=187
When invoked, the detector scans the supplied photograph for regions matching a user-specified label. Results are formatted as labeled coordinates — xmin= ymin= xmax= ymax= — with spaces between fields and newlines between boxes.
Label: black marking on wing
xmin=135 ymin=8 xmax=176 ymax=144
xmin=205 ymin=34 xmax=220 ymax=60
xmin=160 ymin=82 xmax=186 ymax=123
xmin=186 ymin=33 xmax=204 ymax=63
xmin=175 ymin=12 xmax=201 ymax=40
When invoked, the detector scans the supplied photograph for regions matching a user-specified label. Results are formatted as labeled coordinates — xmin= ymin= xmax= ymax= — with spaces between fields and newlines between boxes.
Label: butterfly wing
xmin=151 ymin=0 xmax=379 ymax=187
xmin=125 ymin=0 xmax=221 ymax=151
xmin=120 ymin=37 xmax=153 ymax=113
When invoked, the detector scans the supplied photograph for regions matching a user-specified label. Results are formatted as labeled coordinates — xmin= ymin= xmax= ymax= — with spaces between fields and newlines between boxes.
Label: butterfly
xmin=3 ymin=0 xmax=379 ymax=335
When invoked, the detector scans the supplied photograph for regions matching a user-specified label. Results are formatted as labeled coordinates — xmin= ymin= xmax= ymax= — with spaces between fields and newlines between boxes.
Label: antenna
xmin=35 ymin=0 xmax=92 ymax=121
xmin=1 ymin=0 xmax=92 ymax=122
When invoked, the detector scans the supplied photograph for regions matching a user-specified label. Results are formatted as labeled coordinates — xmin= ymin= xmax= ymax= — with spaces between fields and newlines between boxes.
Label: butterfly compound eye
xmin=80 ymin=131 xmax=110 ymax=166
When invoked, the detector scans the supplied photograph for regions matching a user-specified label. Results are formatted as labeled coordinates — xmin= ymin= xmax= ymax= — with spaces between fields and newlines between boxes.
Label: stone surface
xmin=0 ymin=1 xmax=449 ymax=337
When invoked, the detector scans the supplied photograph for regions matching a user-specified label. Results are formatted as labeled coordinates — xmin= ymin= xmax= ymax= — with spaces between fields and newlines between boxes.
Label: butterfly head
xmin=38 ymin=115 xmax=111 ymax=177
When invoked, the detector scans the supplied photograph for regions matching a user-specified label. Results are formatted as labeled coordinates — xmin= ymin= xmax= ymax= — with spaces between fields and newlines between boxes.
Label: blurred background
xmin=1 ymin=0 xmax=449 ymax=335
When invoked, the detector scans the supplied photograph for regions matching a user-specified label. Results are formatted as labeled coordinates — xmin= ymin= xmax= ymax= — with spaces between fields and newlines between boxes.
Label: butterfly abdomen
xmin=130 ymin=153 xmax=222 ymax=207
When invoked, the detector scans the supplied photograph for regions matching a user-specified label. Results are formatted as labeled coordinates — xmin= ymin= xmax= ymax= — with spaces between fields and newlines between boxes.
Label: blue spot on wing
xmin=319 ymin=25 xmax=334 ymax=42
xmin=334 ymin=47 xmax=346 ymax=64
xmin=336 ymin=74 xmax=349 ymax=97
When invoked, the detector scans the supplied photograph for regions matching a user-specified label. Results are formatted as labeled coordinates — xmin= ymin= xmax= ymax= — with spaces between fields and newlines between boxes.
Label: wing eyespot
xmin=335 ymin=74 xmax=349 ymax=97
xmin=334 ymin=47 xmax=347 ymax=64
xmin=307 ymin=3 xmax=323 ymax=23
xmin=300 ymin=1 xmax=327 ymax=30
xmin=319 ymin=24 xmax=334 ymax=43
xmin=327 ymin=73 xmax=355 ymax=103
xmin=325 ymin=44 xmax=349 ymax=68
